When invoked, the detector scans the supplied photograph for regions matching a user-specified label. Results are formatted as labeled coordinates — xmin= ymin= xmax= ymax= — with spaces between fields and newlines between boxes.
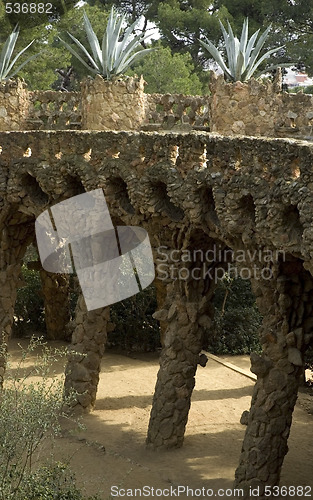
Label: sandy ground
xmin=6 ymin=340 xmax=313 ymax=499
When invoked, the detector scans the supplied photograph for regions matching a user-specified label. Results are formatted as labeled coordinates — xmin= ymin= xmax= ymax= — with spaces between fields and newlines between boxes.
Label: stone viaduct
xmin=0 ymin=72 xmax=313 ymax=498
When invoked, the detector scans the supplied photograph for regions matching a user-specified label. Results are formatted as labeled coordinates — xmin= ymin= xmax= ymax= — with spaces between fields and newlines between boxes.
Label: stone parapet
xmin=143 ymin=93 xmax=210 ymax=131
xmin=3 ymin=74 xmax=313 ymax=139
xmin=27 ymin=90 xmax=81 ymax=130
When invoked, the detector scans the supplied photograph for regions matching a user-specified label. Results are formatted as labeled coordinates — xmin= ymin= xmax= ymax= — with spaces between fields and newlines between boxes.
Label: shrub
xmin=303 ymin=85 xmax=313 ymax=94
xmin=0 ymin=337 xmax=80 ymax=499
xmin=204 ymin=277 xmax=262 ymax=355
xmin=13 ymin=264 xmax=45 ymax=335
xmin=287 ymin=85 xmax=313 ymax=94
xmin=108 ymin=284 xmax=161 ymax=352
xmin=207 ymin=306 xmax=262 ymax=355
xmin=21 ymin=462 xmax=99 ymax=500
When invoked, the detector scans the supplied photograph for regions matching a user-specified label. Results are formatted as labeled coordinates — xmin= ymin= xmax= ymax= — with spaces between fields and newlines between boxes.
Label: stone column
xmin=147 ymin=278 xmax=214 ymax=449
xmin=39 ymin=269 xmax=71 ymax=341
xmin=0 ymin=223 xmax=33 ymax=384
xmin=235 ymin=258 xmax=312 ymax=497
xmin=64 ymin=295 xmax=109 ymax=412
xmin=0 ymin=78 xmax=30 ymax=131
xmin=81 ymin=74 xmax=146 ymax=131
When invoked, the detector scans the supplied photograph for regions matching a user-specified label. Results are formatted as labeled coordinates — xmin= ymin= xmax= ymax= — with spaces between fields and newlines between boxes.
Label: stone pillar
xmin=147 ymin=278 xmax=214 ymax=449
xmin=64 ymin=295 xmax=109 ymax=412
xmin=39 ymin=269 xmax=71 ymax=341
xmin=208 ymin=71 xmax=281 ymax=137
xmin=0 ymin=78 xmax=30 ymax=131
xmin=0 ymin=223 xmax=33 ymax=384
xmin=235 ymin=258 xmax=311 ymax=497
xmin=81 ymin=74 xmax=146 ymax=131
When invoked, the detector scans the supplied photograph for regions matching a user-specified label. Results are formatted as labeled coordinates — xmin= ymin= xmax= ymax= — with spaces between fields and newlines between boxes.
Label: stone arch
xmin=150 ymin=180 xmax=185 ymax=221
xmin=19 ymin=172 xmax=50 ymax=205
xmin=143 ymin=160 xmax=185 ymax=222
xmin=105 ymin=176 xmax=135 ymax=214
xmin=198 ymin=185 xmax=220 ymax=228
xmin=18 ymin=241 xmax=72 ymax=341
xmin=237 ymin=194 xmax=256 ymax=227
xmin=62 ymin=173 xmax=86 ymax=197
xmin=281 ymin=203 xmax=303 ymax=243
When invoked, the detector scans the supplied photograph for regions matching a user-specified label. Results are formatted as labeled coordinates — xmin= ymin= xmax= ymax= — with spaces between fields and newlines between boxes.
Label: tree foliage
xmin=127 ymin=42 xmax=203 ymax=94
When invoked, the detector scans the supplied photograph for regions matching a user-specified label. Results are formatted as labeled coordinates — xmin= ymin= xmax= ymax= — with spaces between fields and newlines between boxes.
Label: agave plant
xmin=59 ymin=7 xmax=155 ymax=80
xmin=0 ymin=25 xmax=39 ymax=82
xmin=200 ymin=18 xmax=286 ymax=82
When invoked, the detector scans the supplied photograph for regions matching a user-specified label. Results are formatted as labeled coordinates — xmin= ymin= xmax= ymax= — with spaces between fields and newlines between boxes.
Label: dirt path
xmin=7 ymin=340 xmax=313 ymax=499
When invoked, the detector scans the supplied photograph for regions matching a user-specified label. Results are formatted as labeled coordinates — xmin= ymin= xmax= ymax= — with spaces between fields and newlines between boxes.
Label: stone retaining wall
xmin=1 ymin=129 xmax=313 ymax=491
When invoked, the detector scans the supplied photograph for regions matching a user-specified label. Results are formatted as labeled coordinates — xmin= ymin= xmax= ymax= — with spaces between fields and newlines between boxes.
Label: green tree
xmin=127 ymin=43 xmax=203 ymax=94
xmin=86 ymin=0 xmax=158 ymax=32
xmin=155 ymin=0 xmax=227 ymax=68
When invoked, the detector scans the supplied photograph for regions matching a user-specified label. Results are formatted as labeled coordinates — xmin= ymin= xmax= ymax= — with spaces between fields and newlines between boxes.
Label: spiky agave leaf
xmin=3 ymin=43 xmax=38 ymax=80
xmin=199 ymin=37 xmax=232 ymax=80
xmin=219 ymin=21 xmax=236 ymax=75
xmin=58 ymin=33 xmax=99 ymax=73
xmin=112 ymin=32 xmax=153 ymax=75
xmin=0 ymin=25 xmax=19 ymax=78
xmin=0 ymin=25 xmax=39 ymax=82
xmin=60 ymin=7 xmax=155 ymax=80
xmin=83 ymin=10 xmax=102 ymax=68
xmin=244 ymin=45 xmax=285 ymax=80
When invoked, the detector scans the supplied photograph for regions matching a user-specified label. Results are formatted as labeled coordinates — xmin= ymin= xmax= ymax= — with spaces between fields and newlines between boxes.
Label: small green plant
xmin=204 ymin=277 xmax=262 ymax=355
xmin=59 ymin=7 xmax=155 ymax=80
xmin=21 ymin=462 xmax=99 ymax=500
xmin=0 ymin=337 xmax=79 ymax=499
xmin=108 ymin=284 xmax=161 ymax=352
xmin=200 ymin=18 xmax=287 ymax=82
xmin=0 ymin=25 xmax=39 ymax=82
xmin=14 ymin=264 xmax=45 ymax=335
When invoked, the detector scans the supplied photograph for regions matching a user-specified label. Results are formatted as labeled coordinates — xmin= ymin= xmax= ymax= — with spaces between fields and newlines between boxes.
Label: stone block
xmin=288 ymin=347 xmax=303 ymax=366
xmin=68 ymin=363 xmax=91 ymax=382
